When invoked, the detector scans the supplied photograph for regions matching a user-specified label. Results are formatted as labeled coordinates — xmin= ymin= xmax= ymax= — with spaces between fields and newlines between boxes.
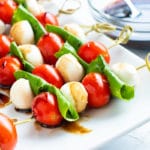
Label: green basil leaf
xmin=14 ymin=70 xmax=79 ymax=121
xmin=10 ymin=42 xmax=34 ymax=72
xmin=46 ymin=25 xmax=84 ymax=50
xmin=12 ymin=5 xmax=46 ymax=43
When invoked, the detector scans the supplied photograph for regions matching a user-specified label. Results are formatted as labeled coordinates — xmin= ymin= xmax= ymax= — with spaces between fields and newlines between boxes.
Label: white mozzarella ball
xmin=64 ymin=23 xmax=85 ymax=40
xmin=18 ymin=44 xmax=44 ymax=67
xmin=111 ymin=62 xmax=139 ymax=86
xmin=0 ymin=20 xmax=5 ymax=34
xmin=25 ymin=0 xmax=44 ymax=16
xmin=10 ymin=20 xmax=34 ymax=45
xmin=55 ymin=54 xmax=84 ymax=82
xmin=10 ymin=78 xmax=34 ymax=109
xmin=60 ymin=82 xmax=88 ymax=112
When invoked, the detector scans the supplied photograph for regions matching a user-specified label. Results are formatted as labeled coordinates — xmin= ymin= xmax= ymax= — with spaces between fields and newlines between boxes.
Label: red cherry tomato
xmin=0 ymin=56 xmax=22 ymax=86
xmin=82 ymin=73 xmax=110 ymax=108
xmin=32 ymin=92 xmax=63 ymax=127
xmin=36 ymin=12 xmax=59 ymax=26
xmin=78 ymin=41 xmax=110 ymax=64
xmin=0 ymin=34 xmax=11 ymax=58
xmin=37 ymin=33 xmax=64 ymax=65
xmin=0 ymin=0 xmax=17 ymax=24
xmin=0 ymin=113 xmax=17 ymax=150
xmin=32 ymin=64 xmax=64 ymax=88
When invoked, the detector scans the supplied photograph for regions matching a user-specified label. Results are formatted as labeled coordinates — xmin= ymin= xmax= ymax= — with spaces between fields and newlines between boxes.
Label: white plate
xmin=1 ymin=34 xmax=150 ymax=150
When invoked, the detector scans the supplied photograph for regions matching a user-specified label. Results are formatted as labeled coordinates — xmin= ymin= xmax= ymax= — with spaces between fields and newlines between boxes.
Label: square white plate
xmin=1 ymin=34 xmax=150 ymax=150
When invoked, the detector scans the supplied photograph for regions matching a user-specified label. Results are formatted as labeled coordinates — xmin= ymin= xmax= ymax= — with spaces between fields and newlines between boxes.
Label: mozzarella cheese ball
xmin=10 ymin=78 xmax=34 ymax=109
xmin=26 ymin=0 xmax=44 ymax=16
xmin=64 ymin=23 xmax=85 ymax=40
xmin=55 ymin=54 xmax=84 ymax=82
xmin=19 ymin=44 xmax=44 ymax=67
xmin=60 ymin=82 xmax=88 ymax=113
xmin=111 ymin=62 xmax=139 ymax=86
xmin=10 ymin=20 xmax=34 ymax=45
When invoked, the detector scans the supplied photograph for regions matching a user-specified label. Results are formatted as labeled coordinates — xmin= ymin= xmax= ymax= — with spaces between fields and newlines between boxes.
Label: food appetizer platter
xmin=0 ymin=0 xmax=150 ymax=150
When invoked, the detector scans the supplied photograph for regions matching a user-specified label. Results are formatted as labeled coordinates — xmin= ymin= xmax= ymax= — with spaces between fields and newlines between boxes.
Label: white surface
xmin=1 ymin=35 xmax=150 ymax=150
xmin=1 ymin=0 xmax=150 ymax=150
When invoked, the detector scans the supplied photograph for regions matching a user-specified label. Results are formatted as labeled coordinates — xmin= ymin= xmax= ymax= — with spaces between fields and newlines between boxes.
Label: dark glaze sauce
xmin=0 ymin=94 xmax=10 ymax=108
xmin=0 ymin=92 xmax=91 ymax=135
xmin=35 ymin=120 xmax=64 ymax=129
xmin=34 ymin=120 xmax=92 ymax=134
xmin=15 ymin=108 xmax=32 ymax=114
xmin=62 ymin=122 xmax=92 ymax=134
xmin=12 ymin=118 xmax=18 ymax=123
xmin=34 ymin=121 xmax=43 ymax=131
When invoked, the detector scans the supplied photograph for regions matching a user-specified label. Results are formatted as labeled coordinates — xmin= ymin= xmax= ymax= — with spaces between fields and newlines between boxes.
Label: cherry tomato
xmin=32 ymin=92 xmax=63 ymax=127
xmin=0 ymin=56 xmax=22 ymax=86
xmin=78 ymin=41 xmax=110 ymax=64
xmin=32 ymin=64 xmax=64 ymax=88
xmin=0 ymin=34 xmax=11 ymax=58
xmin=0 ymin=0 xmax=17 ymax=24
xmin=82 ymin=73 xmax=111 ymax=108
xmin=36 ymin=12 xmax=59 ymax=26
xmin=0 ymin=113 xmax=17 ymax=150
xmin=37 ymin=33 xmax=64 ymax=65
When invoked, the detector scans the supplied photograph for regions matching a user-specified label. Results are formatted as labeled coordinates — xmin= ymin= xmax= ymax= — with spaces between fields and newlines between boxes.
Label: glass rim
xmin=88 ymin=0 xmax=150 ymax=24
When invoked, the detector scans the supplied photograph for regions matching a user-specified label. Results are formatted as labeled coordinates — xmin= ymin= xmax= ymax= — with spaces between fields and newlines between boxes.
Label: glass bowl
xmin=88 ymin=0 xmax=150 ymax=41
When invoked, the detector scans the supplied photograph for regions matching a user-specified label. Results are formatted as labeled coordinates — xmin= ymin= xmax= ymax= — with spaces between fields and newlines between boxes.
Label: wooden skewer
xmin=14 ymin=117 xmax=34 ymax=126
xmin=80 ymin=23 xmax=116 ymax=35
xmin=136 ymin=53 xmax=150 ymax=71
xmin=108 ymin=25 xmax=133 ymax=49
xmin=56 ymin=0 xmax=81 ymax=17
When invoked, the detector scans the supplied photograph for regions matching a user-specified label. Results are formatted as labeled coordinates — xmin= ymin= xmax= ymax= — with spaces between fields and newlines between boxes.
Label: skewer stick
xmin=80 ymin=23 xmax=116 ymax=35
xmin=14 ymin=117 xmax=34 ymax=126
xmin=56 ymin=0 xmax=81 ymax=17
xmin=80 ymin=25 xmax=132 ymax=46
xmin=108 ymin=25 xmax=133 ymax=49
xmin=4 ymin=101 xmax=12 ymax=106
xmin=136 ymin=53 xmax=150 ymax=71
